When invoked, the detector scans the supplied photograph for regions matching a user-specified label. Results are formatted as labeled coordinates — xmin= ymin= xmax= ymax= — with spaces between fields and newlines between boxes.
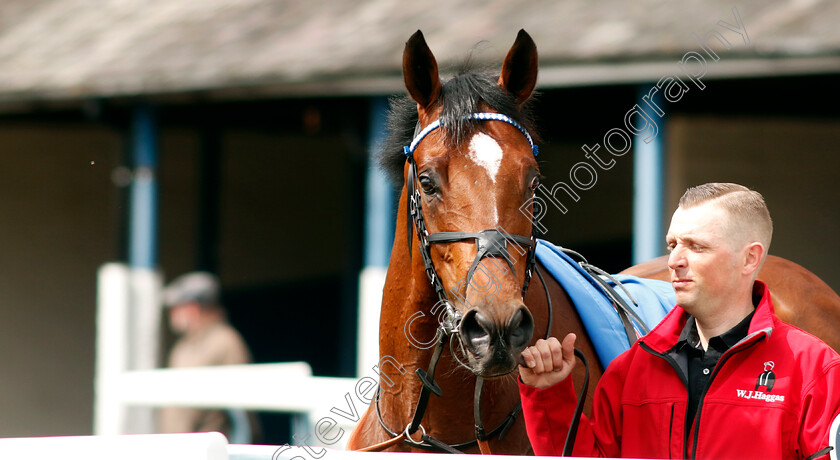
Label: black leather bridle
xmin=403 ymin=112 xmax=540 ymax=310
xmin=372 ymin=112 xmax=550 ymax=452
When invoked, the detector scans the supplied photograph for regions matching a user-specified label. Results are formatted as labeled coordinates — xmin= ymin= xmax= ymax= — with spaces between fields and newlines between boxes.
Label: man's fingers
xmin=549 ymin=336 xmax=565 ymax=371
xmin=521 ymin=346 xmax=536 ymax=369
xmin=525 ymin=341 xmax=546 ymax=374
xmin=538 ymin=340 xmax=554 ymax=372
xmin=521 ymin=337 xmax=564 ymax=375
xmin=518 ymin=336 xmax=574 ymax=389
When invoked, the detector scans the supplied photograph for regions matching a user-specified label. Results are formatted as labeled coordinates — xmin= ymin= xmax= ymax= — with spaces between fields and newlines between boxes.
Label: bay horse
xmin=346 ymin=30 xmax=840 ymax=455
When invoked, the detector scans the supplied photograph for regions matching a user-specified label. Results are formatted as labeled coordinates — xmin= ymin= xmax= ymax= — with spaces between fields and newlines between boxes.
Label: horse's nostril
xmin=460 ymin=309 xmax=493 ymax=353
xmin=507 ymin=306 xmax=534 ymax=350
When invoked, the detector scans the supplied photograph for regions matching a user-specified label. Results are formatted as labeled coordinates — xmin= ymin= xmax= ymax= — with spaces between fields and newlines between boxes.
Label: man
xmin=518 ymin=183 xmax=840 ymax=459
xmin=158 ymin=271 xmax=258 ymax=443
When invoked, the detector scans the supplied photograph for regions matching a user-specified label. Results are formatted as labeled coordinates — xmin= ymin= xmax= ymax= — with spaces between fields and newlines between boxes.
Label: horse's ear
xmin=499 ymin=29 xmax=538 ymax=105
xmin=403 ymin=30 xmax=442 ymax=110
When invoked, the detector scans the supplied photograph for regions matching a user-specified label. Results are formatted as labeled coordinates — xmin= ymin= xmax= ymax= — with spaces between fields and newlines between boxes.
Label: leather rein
xmin=360 ymin=113 xmax=589 ymax=455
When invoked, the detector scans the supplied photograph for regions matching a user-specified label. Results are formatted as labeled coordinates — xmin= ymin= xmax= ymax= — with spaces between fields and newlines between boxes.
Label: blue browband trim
xmin=402 ymin=112 xmax=539 ymax=158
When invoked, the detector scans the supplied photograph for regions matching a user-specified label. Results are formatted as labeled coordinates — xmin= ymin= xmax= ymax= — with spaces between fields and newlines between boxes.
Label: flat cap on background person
xmin=162 ymin=271 xmax=221 ymax=308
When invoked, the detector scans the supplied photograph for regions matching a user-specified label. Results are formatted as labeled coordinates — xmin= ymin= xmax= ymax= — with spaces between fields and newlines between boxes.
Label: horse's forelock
xmin=378 ymin=70 xmax=539 ymax=186
xmin=378 ymin=95 xmax=418 ymax=185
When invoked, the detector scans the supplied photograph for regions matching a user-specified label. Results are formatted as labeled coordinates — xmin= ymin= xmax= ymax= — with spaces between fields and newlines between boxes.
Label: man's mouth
xmin=672 ymin=279 xmax=692 ymax=288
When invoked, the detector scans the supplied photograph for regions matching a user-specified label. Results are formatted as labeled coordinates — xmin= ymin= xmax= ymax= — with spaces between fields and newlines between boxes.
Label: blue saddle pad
xmin=535 ymin=239 xmax=675 ymax=367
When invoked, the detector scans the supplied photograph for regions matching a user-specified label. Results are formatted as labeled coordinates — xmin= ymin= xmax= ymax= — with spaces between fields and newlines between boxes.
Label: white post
xmin=126 ymin=267 xmax=163 ymax=433
xmin=95 ymin=263 xmax=163 ymax=435
xmin=356 ymin=268 xmax=385 ymax=378
xmin=95 ymin=263 xmax=132 ymax=436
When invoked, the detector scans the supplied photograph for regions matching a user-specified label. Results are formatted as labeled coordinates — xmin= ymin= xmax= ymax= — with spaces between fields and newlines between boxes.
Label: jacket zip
xmin=639 ymin=329 xmax=768 ymax=459
xmin=688 ymin=331 xmax=765 ymax=459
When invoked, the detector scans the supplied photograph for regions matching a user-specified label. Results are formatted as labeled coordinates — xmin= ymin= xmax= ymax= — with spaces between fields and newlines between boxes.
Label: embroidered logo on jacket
xmin=756 ymin=361 xmax=775 ymax=391
xmin=736 ymin=361 xmax=784 ymax=403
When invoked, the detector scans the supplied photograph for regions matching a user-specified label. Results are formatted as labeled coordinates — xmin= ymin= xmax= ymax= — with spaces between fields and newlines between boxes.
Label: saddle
xmin=535 ymin=239 xmax=675 ymax=367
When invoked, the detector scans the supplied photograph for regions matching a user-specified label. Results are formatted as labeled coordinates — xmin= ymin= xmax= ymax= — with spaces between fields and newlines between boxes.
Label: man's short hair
xmin=678 ymin=182 xmax=773 ymax=254
xmin=163 ymin=271 xmax=221 ymax=309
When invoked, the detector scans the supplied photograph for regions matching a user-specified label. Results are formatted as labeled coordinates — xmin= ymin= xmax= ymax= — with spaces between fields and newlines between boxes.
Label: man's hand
xmin=518 ymin=334 xmax=577 ymax=389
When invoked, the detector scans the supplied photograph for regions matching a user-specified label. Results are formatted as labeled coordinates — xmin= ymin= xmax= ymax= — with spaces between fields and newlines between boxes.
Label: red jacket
xmin=520 ymin=281 xmax=840 ymax=459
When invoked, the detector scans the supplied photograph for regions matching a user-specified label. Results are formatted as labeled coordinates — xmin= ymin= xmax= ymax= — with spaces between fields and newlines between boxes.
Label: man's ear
xmin=743 ymin=242 xmax=766 ymax=276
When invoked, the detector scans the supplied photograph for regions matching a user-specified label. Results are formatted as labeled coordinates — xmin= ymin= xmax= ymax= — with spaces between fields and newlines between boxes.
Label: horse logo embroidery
xmin=755 ymin=361 xmax=776 ymax=392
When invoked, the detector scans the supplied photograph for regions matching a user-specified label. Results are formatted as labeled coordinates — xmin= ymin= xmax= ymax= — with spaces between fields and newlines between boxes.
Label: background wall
xmin=0 ymin=103 xmax=366 ymax=438
xmin=667 ymin=115 xmax=840 ymax=291
xmin=0 ymin=124 xmax=122 ymax=436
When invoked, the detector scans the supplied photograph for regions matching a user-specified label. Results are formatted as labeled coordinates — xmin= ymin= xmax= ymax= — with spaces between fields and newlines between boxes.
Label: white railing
xmin=0 ymin=432 xmax=633 ymax=460
xmin=0 ymin=433 xmax=227 ymax=460
xmin=102 ymin=362 xmax=360 ymax=446
xmin=94 ymin=263 xmax=366 ymax=446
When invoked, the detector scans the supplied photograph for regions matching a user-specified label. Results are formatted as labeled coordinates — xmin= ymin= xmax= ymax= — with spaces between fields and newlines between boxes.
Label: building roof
xmin=0 ymin=0 xmax=838 ymax=105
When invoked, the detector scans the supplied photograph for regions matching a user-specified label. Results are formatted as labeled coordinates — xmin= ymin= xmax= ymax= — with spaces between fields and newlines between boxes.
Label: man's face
xmin=168 ymin=302 xmax=199 ymax=334
xmin=665 ymin=201 xmax=743 ymax=316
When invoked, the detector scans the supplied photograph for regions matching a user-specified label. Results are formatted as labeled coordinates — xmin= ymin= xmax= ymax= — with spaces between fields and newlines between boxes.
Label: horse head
xmin=396 ymin=30 xmax=541 ymax=378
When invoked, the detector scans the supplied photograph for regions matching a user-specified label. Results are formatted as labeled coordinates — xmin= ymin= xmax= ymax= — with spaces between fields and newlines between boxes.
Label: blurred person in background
xmin=158 ymin=271 xmax=260 ymax=443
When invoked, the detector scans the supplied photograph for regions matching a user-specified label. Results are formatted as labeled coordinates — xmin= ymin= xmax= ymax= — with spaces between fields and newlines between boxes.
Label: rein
xmin=362 ymin=112 xmax=588 ymax=455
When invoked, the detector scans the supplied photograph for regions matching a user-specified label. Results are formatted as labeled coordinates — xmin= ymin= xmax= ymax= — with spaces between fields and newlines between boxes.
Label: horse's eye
xmin=529 ymin=175 xmax=540 ymax=191
xmin=419 ymin=176 xmax=437 ymax=194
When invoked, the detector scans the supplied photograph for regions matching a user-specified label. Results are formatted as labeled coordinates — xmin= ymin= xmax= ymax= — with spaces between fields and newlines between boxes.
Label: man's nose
xmin=668 ymin=246 xmax=685 ymax=270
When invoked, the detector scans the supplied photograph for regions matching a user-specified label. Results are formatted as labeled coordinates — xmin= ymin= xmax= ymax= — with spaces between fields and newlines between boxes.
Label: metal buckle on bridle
xmin=403 ymin=423 xmax=427 ymax=446
xmin=439 ymin=300 xmax=462 ymax=335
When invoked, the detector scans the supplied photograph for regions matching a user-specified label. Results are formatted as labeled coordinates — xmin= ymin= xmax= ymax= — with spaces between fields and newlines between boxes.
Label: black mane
xmin=378 ymin=70 xmax=539 ymax=185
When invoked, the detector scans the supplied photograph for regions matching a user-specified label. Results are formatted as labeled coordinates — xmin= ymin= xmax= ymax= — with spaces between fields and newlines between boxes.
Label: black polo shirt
xmin=675 ymin=309 xmax=755 ymax=426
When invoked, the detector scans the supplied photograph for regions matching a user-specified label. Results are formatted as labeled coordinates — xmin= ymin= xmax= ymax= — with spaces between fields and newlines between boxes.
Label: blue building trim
xmin=128 ymin=104 xmax=159 ymax=269
xmin=363 ymin=97 xmax=395 ymax=269
xmin=632 ymin=85 xmax=666 ymax=264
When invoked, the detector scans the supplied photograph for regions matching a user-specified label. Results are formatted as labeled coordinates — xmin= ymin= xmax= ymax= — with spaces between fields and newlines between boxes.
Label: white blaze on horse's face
xmin=468 ymin=132 xmax=504 ymax=222
xmin=468 ymin=132 xmax=503 ymax=182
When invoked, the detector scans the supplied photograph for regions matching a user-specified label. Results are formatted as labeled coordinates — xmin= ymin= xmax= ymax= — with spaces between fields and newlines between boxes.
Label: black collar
xmin=676 ymin=309 xmax=755 ymax=353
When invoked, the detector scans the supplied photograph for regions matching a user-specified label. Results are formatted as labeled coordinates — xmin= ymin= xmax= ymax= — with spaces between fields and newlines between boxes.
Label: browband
xmin=403 ymin=112 xmax=539 ymax=158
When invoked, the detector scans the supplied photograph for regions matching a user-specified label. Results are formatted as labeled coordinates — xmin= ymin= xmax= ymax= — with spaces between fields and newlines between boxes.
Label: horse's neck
xmin=380 ymin=185 xmax=440 ymax=356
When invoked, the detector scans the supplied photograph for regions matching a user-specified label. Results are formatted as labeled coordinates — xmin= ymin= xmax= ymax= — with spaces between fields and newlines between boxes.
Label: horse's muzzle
xmin=459 ymin=305 xmax=534 ymax=377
